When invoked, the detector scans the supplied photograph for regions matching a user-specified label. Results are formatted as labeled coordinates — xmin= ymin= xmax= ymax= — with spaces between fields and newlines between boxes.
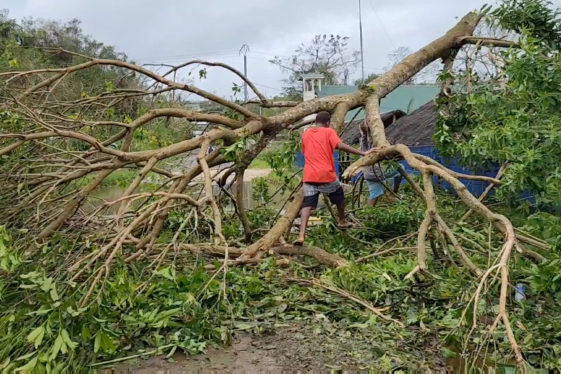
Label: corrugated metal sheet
xmin=317 ymin=85 xmax=440 ymax=121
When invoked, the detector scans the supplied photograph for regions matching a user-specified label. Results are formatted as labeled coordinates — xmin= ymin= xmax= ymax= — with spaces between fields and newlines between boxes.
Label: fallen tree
xmin=0 ymin=4 xmax=556 ymax=367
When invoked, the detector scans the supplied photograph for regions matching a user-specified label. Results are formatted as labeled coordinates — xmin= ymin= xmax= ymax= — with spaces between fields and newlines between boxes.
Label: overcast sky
xmin=4 ymin=0 xmax=560 ymax=100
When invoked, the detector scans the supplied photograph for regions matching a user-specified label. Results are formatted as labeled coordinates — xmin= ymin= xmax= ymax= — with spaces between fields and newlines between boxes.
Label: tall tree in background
xmin=0 ymin=10 xmax=135 ymax=100
xmin=0 ymin=10 xmax=127 ymax=66
xmin=270 ymin=34 xmax=360 ymax=99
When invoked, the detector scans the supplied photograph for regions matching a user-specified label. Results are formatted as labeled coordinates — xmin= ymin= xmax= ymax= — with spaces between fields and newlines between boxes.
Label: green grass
xmin=248 ymin=159 xmax=270 ymax=169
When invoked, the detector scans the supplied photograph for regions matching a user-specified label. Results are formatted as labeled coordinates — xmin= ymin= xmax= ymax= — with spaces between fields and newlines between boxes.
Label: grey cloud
xmin=5 ymin=0 xmax=491 ymax=97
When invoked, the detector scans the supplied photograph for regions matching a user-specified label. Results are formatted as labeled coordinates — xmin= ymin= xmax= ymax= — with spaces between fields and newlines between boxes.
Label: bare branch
xmin=457 ymin=36 xmax=520 ymax=49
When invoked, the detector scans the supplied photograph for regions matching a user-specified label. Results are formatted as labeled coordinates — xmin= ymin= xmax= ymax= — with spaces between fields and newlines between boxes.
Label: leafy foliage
xmin=436 ymin=30 xmax=561 ymax=203
xmin=356 ymin=195 xmax=425 ymax=239
xmin=2 ymin=182 xmax=561 ymax=371
xmin=0 ymin=10 xmax=130 ymax=94
xmin=492 ymin=0 xmax=561 ymax=48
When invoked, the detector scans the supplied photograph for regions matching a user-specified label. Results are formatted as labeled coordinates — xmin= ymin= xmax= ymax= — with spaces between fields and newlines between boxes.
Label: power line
xmin=246 ymin=55 xmax=278 ymax=62
xmin=135 ymin=49 xmax=239 ymax=63
xmin=138 ymin=48 xmax=292 ymax=64
xmin=366 ymin=0 xmax=396 ymax=48
xmin=251 ymin=49 xmax=292 ymax=58
xmin=253 ymin=82 xmax=284 ymax=92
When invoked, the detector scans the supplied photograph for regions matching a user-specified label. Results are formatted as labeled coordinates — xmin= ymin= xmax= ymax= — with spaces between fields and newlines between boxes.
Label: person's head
xmin=315 ymin=111 xmax=331 ymax=127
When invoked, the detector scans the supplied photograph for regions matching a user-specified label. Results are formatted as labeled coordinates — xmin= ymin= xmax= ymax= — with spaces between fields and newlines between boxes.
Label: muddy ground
xmin=107 ymin=319 xmax=449 ymax=373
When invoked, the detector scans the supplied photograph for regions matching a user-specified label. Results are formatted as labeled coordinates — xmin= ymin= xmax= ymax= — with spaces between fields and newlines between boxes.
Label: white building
xmin=300 ymin=72 xmax=325 ymax=101
xmin=296 ymin=73 xmax=326 ymax=127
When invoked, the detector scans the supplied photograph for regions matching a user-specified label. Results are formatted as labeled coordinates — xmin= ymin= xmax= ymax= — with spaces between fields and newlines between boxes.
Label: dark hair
xmin=316 ymin=111 xmax=331 ymax=125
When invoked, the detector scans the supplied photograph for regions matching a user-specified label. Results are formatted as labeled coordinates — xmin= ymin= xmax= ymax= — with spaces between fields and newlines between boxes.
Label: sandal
xmin=337 ymin=222 xmax=354 ymax=230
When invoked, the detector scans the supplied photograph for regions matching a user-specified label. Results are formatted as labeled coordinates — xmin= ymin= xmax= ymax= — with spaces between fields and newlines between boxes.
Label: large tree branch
xmin=4 ymin=56 xmax=257 ymax=118
xmin=456 ymin=36 xmax=520 ymax=49
xmin=0 ymin=11 xmax=529 ymax=363
xmin=152 ymin=60 xmax=269 ymax=103
xmin=365 ymin=12 xmax=481 ymax=98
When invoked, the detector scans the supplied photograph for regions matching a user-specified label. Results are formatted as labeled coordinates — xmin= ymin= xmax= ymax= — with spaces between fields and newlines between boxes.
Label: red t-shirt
xmin=301 ymin=126 xmax=341 ymax=183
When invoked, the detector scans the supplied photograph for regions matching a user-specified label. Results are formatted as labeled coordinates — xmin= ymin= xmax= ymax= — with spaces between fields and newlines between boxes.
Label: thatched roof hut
xmin=340 ymin=100 xmax=438 ymax=147
xmin=385 ymin=101 xmax=437 ymax=146
xmin=341 ymin=110 xmax=406 ymax=145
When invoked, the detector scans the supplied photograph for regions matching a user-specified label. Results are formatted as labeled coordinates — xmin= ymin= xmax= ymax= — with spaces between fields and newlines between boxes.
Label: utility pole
xmin=359 ymin=0 xmax=365 ymax=83
xmin=239 ymin=44 xmax=250 ymax=101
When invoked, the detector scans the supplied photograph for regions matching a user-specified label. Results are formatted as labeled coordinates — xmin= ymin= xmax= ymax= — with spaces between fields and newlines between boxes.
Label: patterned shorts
xmin=302 ymin=180 xmax=344 ymax=208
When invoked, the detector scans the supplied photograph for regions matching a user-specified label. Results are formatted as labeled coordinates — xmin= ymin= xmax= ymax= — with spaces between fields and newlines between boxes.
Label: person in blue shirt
xmin=359 ymin=121 xmax=402 ymax=206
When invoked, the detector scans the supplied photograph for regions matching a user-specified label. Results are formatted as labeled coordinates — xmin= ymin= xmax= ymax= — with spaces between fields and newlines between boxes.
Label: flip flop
xmin=293 ymin=239 xmax=304 ymax=246
xmin=337 ymin=222 xmax=354 ymax=230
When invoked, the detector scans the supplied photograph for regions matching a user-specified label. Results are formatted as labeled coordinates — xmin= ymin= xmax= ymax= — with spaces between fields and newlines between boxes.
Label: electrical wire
xmin=366 ymin=0 xmax=397 ymax=48
xmin=136 ymin=50 xmax=240 ymax=64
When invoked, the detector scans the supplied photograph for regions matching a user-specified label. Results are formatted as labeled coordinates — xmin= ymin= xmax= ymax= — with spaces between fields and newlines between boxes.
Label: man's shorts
xmin=365 ymin=173 xmax=400 ymax=200
xmin=302 ymin=180 xmax=344 ymax=209
xmin=365 ymin=179 xmax=385 ymax=200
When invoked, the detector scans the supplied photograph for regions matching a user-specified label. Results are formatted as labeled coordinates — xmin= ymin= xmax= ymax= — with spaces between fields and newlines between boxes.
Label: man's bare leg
xmin=393 ymin=176 xmax=403 ymax=194
xmin=295 ymin=206 xmax=313 ymax=245
xmin=367 ymin=197 xmax=378 ymax=207
xmin=336 ymin=201 xmax=350 ymax=227
xmin=385 ymin=176 xmax=403 ymax=202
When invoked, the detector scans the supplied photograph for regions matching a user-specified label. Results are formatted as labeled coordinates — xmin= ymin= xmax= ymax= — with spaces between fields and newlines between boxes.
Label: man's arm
xmin=337 ymin=142 xmax=375 ymax=157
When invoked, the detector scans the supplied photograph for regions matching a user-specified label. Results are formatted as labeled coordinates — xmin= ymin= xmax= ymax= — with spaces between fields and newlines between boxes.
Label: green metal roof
xmin=318 ymin=84 xmax=440 ymax=121
xmin=318 ymin=85 xmax=358 ymax=96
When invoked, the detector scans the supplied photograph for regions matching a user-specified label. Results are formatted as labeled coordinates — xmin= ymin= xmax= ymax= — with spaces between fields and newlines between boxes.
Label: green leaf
xmin=94 ymin=332 xmax=101 ymax=353
xmin=49 ymin=284 xmax=59 ymax=301
xmin=61 ymin=329 xmax=77 ymax=351
xmin=49 ymin=335 xmax=64 ymax=361
xmin=81 ymin=326 xmax=91 ymax=341
xmin=26 ymin=325 xmax=45 ymax=349
xmin=14 ymin=356 xmax=37 ymax=373
xmin=0 ymin=358 xmax=9 ymax=370
xmin=441 ymin=347 xmax=457 ymax=358
xmin=94 ymin=330 xmax=116 ymax=354
xmin=15 ymin=351 xmax=36 ymax=362
xmin=155 ymin=266 xmax=176 ymax=281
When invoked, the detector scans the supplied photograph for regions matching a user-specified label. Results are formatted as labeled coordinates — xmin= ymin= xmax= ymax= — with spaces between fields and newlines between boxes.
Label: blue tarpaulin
xmin=296 ymin=146 xmax=502 ymax=198
xmin=404 ymin=146 xmax=535 ymax=203
xmin=404 ymin=146 xmax=500 ymax=197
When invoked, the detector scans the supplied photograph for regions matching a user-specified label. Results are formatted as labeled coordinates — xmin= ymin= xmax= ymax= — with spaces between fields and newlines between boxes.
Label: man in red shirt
xmin=294 ymin=111 xmax=374 ymax=245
